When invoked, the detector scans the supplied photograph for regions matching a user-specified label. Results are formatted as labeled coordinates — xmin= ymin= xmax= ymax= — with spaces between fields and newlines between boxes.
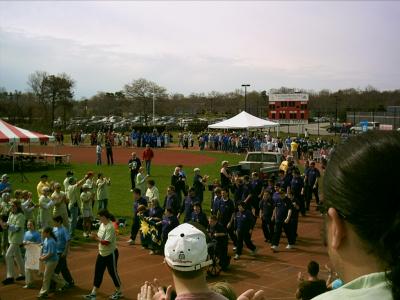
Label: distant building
xmin=268 ymin=93 xmax=309 ymax=125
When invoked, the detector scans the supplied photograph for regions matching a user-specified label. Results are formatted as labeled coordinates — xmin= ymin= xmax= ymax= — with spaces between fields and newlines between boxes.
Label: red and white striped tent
xmin=0 ymin=119 xmax=54 ymax=143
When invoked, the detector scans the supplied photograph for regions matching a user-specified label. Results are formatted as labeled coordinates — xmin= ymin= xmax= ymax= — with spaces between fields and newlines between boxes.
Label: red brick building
xmin=268 ymin=93 xmax=309 ymax=124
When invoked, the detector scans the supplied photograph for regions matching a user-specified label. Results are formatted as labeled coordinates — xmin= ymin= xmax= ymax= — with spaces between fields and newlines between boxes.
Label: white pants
xmin=25 ymin=268 xmax=37 ymax=285
xmin=6 ymin=243 xmax=24 ymax=278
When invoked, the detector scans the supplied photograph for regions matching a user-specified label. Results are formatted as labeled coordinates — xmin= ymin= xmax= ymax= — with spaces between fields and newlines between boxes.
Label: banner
xmin=25 ymin=243 xmax=41 ymax=270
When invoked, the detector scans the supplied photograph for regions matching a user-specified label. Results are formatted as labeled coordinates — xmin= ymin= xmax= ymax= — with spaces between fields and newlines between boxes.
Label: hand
xmin=237 ymin=289 xmax=265 ymax=300
xmin=137 ymin=278 xmax=172 ymax=300
xmin=39 ymin=256 xmax=45 ymax=261
xmin=284 ymin=218 xmax=290 ymax=224
xmin=297 ymin=271 xmax=304 ymax=282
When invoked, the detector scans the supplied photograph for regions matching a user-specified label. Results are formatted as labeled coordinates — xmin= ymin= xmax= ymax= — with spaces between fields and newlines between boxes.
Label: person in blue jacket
xmin=234 ymin=201 xmax=257 ymax=260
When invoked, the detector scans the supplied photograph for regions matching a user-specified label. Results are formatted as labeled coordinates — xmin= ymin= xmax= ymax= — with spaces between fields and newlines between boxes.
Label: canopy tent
xmin=0 ymin=119 xmax=55 ymax=171
xmin=208 ymin=111 xmax=279 ymax=129
xmin=0 ymin=119 xmax=54 ymax=143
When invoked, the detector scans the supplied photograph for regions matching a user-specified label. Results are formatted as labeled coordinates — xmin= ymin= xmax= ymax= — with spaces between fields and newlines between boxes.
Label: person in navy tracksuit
xmin=234 ymin=201 xmax=256 ymax=260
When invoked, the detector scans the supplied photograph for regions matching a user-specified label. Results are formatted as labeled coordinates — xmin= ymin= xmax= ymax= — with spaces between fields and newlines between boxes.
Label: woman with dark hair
xmin=1 ymin=199 xmax=25 ymax=285
xmin=38 ymin=226 xmax=67 ymax=298
xmin=314 ymin=132 xmax=399 ymax=300
xmin=84 ymin=209 xmax=123 ymax=300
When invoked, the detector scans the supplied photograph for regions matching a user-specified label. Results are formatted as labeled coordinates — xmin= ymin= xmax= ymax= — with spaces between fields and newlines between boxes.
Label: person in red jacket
xmin=142 ymin=144 xmax=154 ymax=176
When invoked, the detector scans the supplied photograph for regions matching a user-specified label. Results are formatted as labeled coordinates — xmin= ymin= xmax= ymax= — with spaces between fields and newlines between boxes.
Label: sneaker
xmin=250 ymin=248 xmax=258 ymax=256
xmin=23 ymin=284 xmax=35 ymax=289
xmin=109 ymin=290 xmax=124 ymax=300
xmin=57 ymin=284 xmax=69 ymax=292
xmin=233 ymin=254 xmax=240 ymax=260
xmin=16 ymin=275 xmax=25 ymax=281
xmin=286 ymin=244 xmax=294 ymax=249
xmin=84 ymin=294 xmax=96 ymax=299
xmin=270 ymin=245 xmax=278 ymax=252
xmin=149 ymin=250 xmax=155 ymax=255
xmin=2 ymin=277 xmax=15 ymax=285
xmin=37 ymin=293 xmax=49 ymax=299
xmin=232 ymin=247 xmax=237 ymax=252
xmin=83 ymin=232 xmax=88 ymax=238
xmin=127 ymin=239 xmax=135 ymax=245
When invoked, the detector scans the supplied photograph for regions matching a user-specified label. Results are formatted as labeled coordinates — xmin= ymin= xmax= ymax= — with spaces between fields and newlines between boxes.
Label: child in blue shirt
xmin=23 ymin=219 xmax=41 ymax=288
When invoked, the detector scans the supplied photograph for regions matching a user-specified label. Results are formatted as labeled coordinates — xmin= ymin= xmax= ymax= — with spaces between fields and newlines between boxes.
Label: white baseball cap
xmin=164 ymin=223 xmax=212 ymax=272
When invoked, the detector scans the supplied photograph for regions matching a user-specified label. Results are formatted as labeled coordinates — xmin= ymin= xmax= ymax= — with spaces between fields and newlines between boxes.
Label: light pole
xmin=242 ymin=84 xmax=250 ymax=112
xmin=152 ymin=93 xmax=156 ymax=126
xmin=334 ymin=95 xmax=339 ymax=136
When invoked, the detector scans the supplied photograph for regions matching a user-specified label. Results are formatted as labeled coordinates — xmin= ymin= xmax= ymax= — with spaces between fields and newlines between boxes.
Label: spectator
xmin=190 ymin=202 xmax=208 ymax=228
xmin=105 ymin=138 xmax=114 ymax=166
xmin=142 ymin=144 xmax=154 ymax=176
xmin=67 ymin=174 xmax=88 ymax=237
xmin=96 ymin=143 xmax=102 ymax=165
xmin=313 ymin=132 xmax=399 ymax=300
xmin=295 ymin=261 xmax=327 ymax=300
xmin=51 ymin=183 xmax=69 ymax=228
xmin=304 ymin=161 xmax=320 ymax=211
xmin=0 ymin=174 xmax=12 ymax=196
xmin=163 ymin=223 xmax=227 ymax=300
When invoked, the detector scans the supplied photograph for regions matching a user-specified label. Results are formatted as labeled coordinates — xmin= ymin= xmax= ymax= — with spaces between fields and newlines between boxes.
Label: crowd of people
xmin=0 ymin=132 xmax=399 ymax=300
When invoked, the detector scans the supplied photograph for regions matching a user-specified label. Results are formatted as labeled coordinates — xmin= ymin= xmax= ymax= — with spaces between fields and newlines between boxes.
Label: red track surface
xmin=0 ymin=145 xmax=329 ymax=300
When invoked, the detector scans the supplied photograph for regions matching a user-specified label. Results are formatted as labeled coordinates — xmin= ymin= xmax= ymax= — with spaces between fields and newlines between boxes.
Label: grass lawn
xmin=7 ymin=150 xmax=245 ymax=221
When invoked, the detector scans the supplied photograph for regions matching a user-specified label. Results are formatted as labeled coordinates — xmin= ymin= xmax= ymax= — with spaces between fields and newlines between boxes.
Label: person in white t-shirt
xmin=84 ymin=209 xmax=122 ymax=300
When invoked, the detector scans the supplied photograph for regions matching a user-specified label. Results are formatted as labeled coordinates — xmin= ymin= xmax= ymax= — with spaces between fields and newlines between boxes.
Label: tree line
xmin=0 ymin=71 xmax=399 ymax=131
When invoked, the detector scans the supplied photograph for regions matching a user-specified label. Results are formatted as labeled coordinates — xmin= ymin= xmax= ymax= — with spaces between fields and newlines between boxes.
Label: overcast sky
xmin=0 ymin=1 xmax=399 ymax=98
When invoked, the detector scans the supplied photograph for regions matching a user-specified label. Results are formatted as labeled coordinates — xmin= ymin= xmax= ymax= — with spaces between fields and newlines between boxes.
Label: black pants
xmin=225 ymin=224 xmax=237 ymax=246
xmin=236 ymin=230 xmax=256 ymax=255
xmin=261 ymin=216 xmax=274 ymax=242
xmin=54 ymin=254 xmax=74 ymax=284
xmin=106 ymin=150 xmax=114 ymax=165
xmin=93 ymin=249 xmax=121 ymax=289
xmin=294 ymin=194 xmax=306 ymax=216
xmin=216 ymin=239 xmax=229 ymax=270
xmin=130 ymin=216 xmax=140 ymax=241
xmin=305 ymin=185 xmax=319 ymax=210
xmin=272 ymin=221 xmax=294 ymax=246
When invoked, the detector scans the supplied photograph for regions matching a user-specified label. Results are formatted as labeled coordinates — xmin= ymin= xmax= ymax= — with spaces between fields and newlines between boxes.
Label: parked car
xmin=327 ymin=123 xmax=352 ymax=134
xmin=350 ymin=122 xmax=380 ymax=134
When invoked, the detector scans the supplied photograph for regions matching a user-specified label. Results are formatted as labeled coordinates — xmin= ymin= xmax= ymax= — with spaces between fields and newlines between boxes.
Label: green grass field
xmin=7 ymin=150 xmax=245 ymax=220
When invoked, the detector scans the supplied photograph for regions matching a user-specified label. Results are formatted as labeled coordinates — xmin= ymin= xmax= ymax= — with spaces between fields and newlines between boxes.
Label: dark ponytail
xmin=323 ymin=132 xmax=400 ymax=299
xmin=43 ymin=226 xmax=57 ymax=242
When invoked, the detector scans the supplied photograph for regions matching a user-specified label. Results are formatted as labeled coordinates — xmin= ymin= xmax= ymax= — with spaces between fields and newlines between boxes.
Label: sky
xmin=0 ymin=1 xmax=399 ymax=99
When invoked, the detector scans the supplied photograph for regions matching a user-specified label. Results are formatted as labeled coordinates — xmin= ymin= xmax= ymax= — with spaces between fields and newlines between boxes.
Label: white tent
xmin=208 ymin=111 xmax=279 ymax=129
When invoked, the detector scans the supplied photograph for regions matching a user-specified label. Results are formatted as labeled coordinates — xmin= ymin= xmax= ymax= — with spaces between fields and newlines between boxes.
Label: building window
xmin=269 ymin=104 xmax=275 ymax=110
xmin=272 ymin=113 xmax=276 ymax=119
xmin=290 ymin=113 xmax=297 ymax=119
xmin=281 ymin=102 xmax=287 ymax=107
xmin=301 ymin=113 xmax=305 ymax=119
xmin=279 ymin=112 xmax=286 ymax=119
xmin=301 ymin=104 xmax=308 ymax=110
